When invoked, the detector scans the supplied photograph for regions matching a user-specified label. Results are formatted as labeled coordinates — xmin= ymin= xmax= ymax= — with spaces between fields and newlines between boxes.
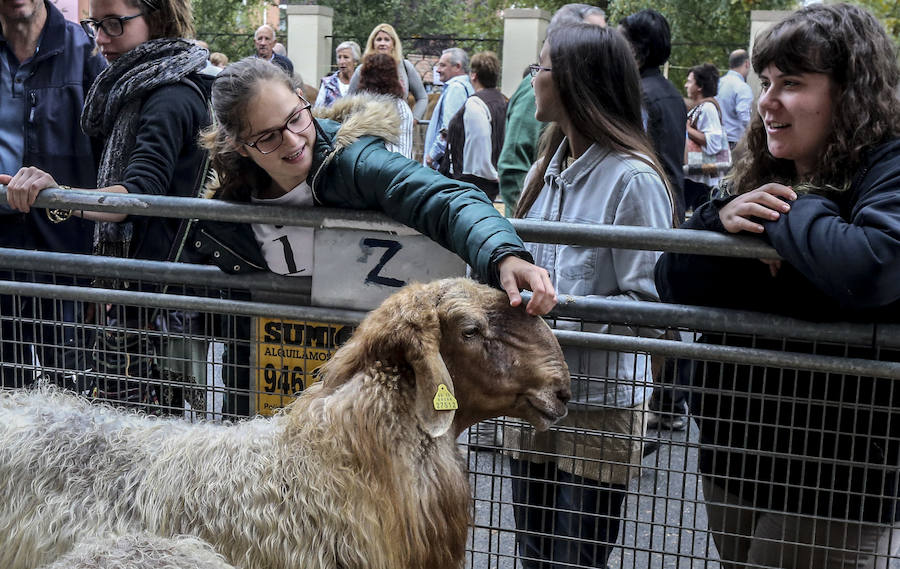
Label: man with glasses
xmin=0 ymin=0 xmax=107 ymax=387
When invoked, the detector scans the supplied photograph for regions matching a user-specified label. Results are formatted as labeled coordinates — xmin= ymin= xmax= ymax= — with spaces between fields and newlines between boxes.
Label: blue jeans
xmin=509 ymin=458 xmax=627 ymax=568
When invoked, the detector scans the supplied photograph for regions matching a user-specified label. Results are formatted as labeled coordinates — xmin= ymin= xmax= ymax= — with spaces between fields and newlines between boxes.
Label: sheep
xmin=0 ymin=277 xmax=571 ymax=569
xmin=35 ymin=534 xmax=237 ymax=569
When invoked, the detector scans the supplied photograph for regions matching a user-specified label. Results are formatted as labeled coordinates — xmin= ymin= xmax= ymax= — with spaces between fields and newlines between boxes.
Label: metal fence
xmin=2 ymin=188 xmax=898 ymax=569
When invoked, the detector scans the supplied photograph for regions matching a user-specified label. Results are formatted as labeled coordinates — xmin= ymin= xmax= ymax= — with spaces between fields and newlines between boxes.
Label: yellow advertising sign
xmin=254 ymin=318 xmax=353 ymax=416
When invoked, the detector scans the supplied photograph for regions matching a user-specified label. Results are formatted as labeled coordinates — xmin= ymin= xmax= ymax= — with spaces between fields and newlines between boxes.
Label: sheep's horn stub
xmin=429 ymin=278 xmax=571 ymax=433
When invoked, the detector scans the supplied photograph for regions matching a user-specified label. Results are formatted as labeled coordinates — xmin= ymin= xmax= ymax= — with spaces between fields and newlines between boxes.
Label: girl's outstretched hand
xmin=498 ymin=256 xmax=557 ymax=316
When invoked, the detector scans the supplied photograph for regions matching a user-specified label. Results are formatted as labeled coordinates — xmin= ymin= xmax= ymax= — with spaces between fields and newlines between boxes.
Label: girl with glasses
xmin=3 ymin=0 xmax=215 ymax=407
xmin=194 ymin=57 xmax=556 ymax=415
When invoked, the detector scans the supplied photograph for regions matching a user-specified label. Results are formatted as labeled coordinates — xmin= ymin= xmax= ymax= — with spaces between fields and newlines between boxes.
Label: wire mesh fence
xmin=1 ymin=190 xmax=898 ymax=568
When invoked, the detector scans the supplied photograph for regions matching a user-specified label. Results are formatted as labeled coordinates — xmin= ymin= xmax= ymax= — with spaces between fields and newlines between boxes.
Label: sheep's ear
xmin=410 ymin=348 xmax=456 ymax=439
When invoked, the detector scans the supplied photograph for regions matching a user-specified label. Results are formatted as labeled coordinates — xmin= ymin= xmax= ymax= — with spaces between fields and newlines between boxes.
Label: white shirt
xmin=385 ymin=99 xmax=414 ymax=159
xmin=251 ymin=182 xmax=315 ymax=276
xmin=460 ymin=96 xmax=497 ymax=181
xmin=686 ymin=101 xmax=728 ymax=188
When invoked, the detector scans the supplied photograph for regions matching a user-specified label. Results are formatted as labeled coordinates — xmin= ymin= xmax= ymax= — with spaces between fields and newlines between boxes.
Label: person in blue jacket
xmin=0 ymin=0 xmax=106 ymax=387
xmin=655 ymin=4 xmax=900 ymax=567
xmin=194 ymin=57 xmax=557 ymax=415
xmin=3 ymin=0 xmax=216 ymax=407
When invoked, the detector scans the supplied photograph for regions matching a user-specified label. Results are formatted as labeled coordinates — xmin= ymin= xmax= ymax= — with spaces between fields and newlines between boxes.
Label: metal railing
xmin=0 ymin=188 xmax=896 ymax=569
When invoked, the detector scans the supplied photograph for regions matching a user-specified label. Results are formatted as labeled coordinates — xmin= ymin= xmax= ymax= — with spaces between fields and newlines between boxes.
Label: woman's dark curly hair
xmin=728 ymin=2 xmax=900 ymax=195
xmin=688 ymin=63 xmax=718 ymax=98
xmin=358 ymin=53 xmax=403 ymax=99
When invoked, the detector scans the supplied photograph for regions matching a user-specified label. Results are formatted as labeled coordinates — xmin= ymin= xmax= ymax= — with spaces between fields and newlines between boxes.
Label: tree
xmin=856 ymin=0 xmax=900 ymax=45
xmin=606 ymin=0 xmax=796 ymax=89
xmin=194 ymin=0 xmax=271 ymax=63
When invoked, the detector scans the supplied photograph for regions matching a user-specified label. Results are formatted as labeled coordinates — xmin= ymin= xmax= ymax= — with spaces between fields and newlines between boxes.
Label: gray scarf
xmin=82 ymin=38 xmax=208 ymax=262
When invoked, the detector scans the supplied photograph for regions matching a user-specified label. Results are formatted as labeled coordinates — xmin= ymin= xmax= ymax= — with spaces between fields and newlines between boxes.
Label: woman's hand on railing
xmin=0 ymin=167 xmax=58 ymax=213
xmin=718 ymin=183 xmax=796 ymax=234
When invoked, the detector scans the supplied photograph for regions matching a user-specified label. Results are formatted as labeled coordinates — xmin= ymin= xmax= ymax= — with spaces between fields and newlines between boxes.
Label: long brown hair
xmin=514 ymin=24 xmax=675 ymax=225
xmin=126 ymin=0 xmax=194 ymax=39
xmin=728 ymin=2 xmax=900 ymax=196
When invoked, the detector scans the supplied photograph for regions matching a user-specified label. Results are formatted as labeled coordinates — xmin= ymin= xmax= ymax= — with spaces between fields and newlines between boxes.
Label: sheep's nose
xmin=556 ymin=386 xmax=571 ymax=406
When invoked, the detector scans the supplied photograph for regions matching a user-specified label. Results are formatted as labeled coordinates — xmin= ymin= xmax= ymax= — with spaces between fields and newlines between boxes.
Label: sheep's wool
xmin=0 ymin=278 xmax=571 ymax=569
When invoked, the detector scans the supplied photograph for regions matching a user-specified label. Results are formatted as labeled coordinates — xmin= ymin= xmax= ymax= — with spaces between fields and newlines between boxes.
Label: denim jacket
xmin=524 ymin=140 xmax=672 ymax=408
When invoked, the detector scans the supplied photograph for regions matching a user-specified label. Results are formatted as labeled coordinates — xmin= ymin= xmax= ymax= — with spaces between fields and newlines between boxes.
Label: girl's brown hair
xmin=126 ymin=0 xmax=194 ymax=40
xmin=514 ymin=24 xmax=675 ymax=226
xmin=200 ymin=57 xmax=303 ymax=202
xmin=358 ymin=53 xmax=404 ymax=99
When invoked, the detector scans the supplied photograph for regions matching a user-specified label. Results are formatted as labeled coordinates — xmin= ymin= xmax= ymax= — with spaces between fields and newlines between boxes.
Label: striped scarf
xmin=81 ymin=38 xmax=208 ymax=264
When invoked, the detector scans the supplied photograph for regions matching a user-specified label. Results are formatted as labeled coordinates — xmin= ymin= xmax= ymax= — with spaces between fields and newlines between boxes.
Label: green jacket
xmin=497 ymin=76 xmax=544 ymax=217
xmin=193 ymin=95 xmax=531 ymax=287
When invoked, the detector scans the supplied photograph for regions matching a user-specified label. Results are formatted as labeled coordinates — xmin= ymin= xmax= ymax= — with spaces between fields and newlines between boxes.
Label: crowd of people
xmin=2 ymin=0 xmax=900 ymax=567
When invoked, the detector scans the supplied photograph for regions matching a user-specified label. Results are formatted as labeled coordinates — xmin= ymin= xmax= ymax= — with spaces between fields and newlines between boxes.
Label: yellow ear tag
xmin=433 ymin=383 xmax=458 ymax=411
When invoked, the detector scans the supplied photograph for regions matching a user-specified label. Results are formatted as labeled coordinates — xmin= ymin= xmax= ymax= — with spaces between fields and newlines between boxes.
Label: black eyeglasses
xmin=80 ymin=14 xmax=144 ymax=39
xmin=243 ymin=98 xmax=314 ymax=155
xmin=528 ymin=64 xmax=552 ymax=78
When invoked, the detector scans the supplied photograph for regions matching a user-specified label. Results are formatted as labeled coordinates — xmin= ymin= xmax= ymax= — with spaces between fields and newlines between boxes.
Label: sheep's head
xmin=318 ymin=278 xmax=571 ymax=439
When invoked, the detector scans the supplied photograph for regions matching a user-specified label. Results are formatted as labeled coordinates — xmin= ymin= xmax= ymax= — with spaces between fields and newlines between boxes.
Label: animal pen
xmin=1 ymin=187 xmax=899 ymax=569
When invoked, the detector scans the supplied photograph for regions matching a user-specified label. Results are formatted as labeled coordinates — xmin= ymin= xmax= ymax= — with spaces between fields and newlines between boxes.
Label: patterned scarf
xmin=81 ymin=38 xmax=208 ymax=263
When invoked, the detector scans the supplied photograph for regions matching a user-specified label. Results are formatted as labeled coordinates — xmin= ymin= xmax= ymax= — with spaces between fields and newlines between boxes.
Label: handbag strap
xmin=688 ymin=98 xmax=722 ymax=128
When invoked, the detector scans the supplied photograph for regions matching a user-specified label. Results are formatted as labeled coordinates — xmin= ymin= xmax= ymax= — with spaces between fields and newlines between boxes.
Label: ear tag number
xmin=433 ymin=383 xmax=458 ymax=411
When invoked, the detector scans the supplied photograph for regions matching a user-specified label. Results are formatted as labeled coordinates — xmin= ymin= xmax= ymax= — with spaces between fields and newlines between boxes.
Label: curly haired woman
xmin=656 ymin=4 xmax=900 ymax=567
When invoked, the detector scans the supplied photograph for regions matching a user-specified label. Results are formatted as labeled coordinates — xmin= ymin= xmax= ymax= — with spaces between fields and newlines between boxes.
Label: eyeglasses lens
xmin=254 ymin=107 xmax=312 ymax=154
xmin=80 ymin=17 xmax=125 ymax=39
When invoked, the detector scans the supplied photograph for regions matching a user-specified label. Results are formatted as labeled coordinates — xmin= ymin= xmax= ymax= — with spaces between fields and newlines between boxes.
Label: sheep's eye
xmin=462 ymin=326 xmax=479 ymax=339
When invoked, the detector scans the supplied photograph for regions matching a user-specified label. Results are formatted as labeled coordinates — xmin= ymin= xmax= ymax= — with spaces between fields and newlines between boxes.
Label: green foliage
xmin=194 ymin=0 xmax=268 ymax=63
xmin=606 ymin=0 xmax=797 ymax=89
xmin=303 ymin=0 xmax=463 ymax=49
xmin=447 ymin=0 xmax=506 ymax=52
xmin=855 ymin=0 xmax=900 ymax=46
xmin=192 ymin=0 xmax=900 ymax=76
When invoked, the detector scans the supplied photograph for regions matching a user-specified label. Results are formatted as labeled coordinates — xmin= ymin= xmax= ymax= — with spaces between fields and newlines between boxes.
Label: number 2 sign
xmin=311 ymin=228 xmax=466 ymax=311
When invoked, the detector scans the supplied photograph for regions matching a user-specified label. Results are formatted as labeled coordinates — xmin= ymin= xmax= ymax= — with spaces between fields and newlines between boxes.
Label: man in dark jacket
xmin=0 ymin=0 xmax=106 ymax=387
xmin=254 ymin=24 xmax=293 ymax=76
xmin=618 ymin=8 xmax=690 ymax=434
xmin=619 ymin=9 xmax=687 ymax=221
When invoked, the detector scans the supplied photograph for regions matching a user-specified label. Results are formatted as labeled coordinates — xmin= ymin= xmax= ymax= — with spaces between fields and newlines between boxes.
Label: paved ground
xmin=463 ymin=420 xmax=900 ymax=569
xmin=462 ymin=419 xmax=717 ymax=569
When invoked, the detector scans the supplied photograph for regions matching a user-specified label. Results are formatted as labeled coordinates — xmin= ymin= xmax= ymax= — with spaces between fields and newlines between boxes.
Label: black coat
xmin=655 ymin=138 xmax=900 ymax=522
xmin=641 ymin=67 xmax=687 ymax=218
